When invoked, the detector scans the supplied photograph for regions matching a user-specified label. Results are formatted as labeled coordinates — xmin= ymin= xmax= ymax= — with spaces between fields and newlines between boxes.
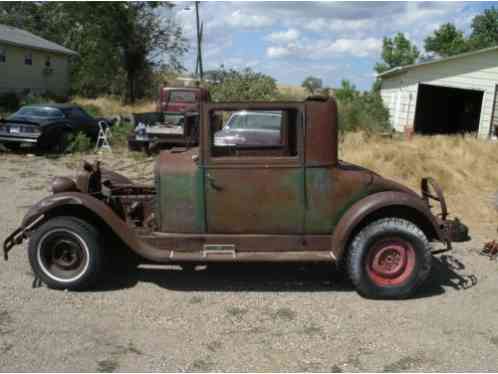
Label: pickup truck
xmin=3 ymin=95 xmax=469 ymax=299
xmin=128 ymin=86 xmax=209 ymax=152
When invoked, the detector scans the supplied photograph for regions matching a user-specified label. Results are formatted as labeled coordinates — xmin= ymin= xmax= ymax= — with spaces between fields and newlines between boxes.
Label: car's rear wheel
xmin=28 ymin=217 xmax=102 ymax=290
xmin=51 ymin=130 xmax=73 ymax=154
xmin=347 ymin=218 xmax=432 ymax=299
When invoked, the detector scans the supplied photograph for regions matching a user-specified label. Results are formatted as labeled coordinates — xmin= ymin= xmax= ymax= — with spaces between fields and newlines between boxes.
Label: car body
xmin=4 ymin=96 xmax=469 ymax=299
xmin=0 ymin=104 xmax=107 ymax=152
xmin=214 ymin=111 xmax=282 ymax=147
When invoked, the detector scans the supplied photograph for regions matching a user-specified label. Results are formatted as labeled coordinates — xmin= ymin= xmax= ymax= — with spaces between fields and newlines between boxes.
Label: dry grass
xmin=277 ymin=84 xmax=308 ymax=100
xmin=341 ymin=132 xmax=498 ymax=227
xmin=72 ymin=96 xmax=155 ymax=117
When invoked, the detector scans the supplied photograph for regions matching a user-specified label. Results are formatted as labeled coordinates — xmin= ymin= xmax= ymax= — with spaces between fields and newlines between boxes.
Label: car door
xmin=202 ymin=102 xmax=305 ymax=234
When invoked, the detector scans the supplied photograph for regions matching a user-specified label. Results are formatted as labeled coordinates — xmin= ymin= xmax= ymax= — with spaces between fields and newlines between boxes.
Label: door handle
xmin=206 ymin=173 xmax=222 ymax=191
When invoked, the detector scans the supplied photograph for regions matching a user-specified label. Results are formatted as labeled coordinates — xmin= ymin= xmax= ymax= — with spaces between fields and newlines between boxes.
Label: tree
xmin=374 ymin=33 xmax=420 ymax=74
xmin=335 ymin=80 xmax=358 ymax=102
xmin=0 ymin=2 xmax=188 ymax=102
xmin=424 ymin=23 xmax=468 ymax=57
xmin=469 ymin=7 xmax=498 ymax=50
xmin=301 ymin=76 xmax=323 ymax=94
xmin=208 ymin=67 xmax=278 ymax=102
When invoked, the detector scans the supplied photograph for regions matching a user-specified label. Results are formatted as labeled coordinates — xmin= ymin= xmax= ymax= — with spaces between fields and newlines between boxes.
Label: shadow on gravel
xmin=413 ymin=254 xmax=478 ymax=299
xmin=95 ymin=261 xmax=354 ymax=293
xmin=90 ymin=253 xmax=477 ymax=297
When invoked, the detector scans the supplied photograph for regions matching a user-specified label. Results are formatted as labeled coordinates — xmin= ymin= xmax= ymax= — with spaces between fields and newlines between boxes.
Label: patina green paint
xmin=329 ymin=188 xmax=372 ymax=228
xmin=304 ymin=168 xmax=374 ymax=233
xmin=195 ymin=166 xmax=206 ymax=232
xmin=305 ymin=168 xmax=334 ymax=233
xmin=160 ymin=167 xmax=206 ymax=233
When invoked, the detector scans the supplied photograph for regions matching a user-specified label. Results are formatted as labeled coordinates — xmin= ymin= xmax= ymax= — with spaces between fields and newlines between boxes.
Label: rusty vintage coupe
xmin=4 ymin=96 xmax=469 ymax=298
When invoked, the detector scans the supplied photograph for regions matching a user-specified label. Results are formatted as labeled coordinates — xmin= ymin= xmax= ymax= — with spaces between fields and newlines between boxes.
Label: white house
xmin=378 ymin=46 xmax=498 ymax=138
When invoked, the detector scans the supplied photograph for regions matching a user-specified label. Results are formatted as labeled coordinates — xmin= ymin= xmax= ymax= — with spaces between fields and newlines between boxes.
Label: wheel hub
xmin=366 ymin=238 xmax=416 ymax=286
xmin=37 ymin=229 xmax=88 ymax=281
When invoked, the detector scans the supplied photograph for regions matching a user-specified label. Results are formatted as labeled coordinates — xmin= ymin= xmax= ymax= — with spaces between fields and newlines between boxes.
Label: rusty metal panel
xmin=157 ymin=149 xmax=205 ymax=233
xmin=305 ymin=167 xmax=373 ymax=234
xmin=205 ymin=167 xmax=305 ymax=234
xmin=305 ymin=98 xmax=338 ymax=166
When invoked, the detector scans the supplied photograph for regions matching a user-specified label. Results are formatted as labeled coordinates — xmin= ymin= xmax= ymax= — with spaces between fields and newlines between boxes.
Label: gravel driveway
xmin=1 ymin=152 xmax=498 ymax=372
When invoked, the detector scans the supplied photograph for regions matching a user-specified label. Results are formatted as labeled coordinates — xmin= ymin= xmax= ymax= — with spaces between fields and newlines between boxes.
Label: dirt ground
xmin=1 ymin=150 xmax=498 ymax=372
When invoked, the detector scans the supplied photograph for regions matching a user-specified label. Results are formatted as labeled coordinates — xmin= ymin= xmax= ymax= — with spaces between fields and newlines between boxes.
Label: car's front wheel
xmin=28 ymin=217 xmax=102 ymax=290
xmin=347 ymin=218 xmax=432 ymax=299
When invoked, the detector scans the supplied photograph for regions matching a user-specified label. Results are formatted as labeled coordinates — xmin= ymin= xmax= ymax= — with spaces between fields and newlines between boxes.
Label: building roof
xmin=0 ymin=23 xmax=78 ymax=56
xmin=377 ymin=45 xmax=498 ymax=79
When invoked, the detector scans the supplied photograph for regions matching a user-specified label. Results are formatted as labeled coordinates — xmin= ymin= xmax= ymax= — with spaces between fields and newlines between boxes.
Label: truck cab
xmin=4 ymin=96 xmax=469 ymax=299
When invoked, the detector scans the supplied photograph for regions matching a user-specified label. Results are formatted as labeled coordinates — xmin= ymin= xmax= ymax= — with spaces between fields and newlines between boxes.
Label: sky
xmin=169 ymin=1 xmax=498 ymax=90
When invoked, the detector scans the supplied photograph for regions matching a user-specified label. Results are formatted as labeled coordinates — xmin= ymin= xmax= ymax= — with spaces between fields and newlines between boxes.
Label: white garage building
xmin=378 ymin=46 xmax=498 ymax=138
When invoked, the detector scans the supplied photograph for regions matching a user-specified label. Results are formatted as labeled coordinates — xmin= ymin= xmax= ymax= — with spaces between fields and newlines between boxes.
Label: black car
xmin=0 ymin=104 xmax=108 ymax=152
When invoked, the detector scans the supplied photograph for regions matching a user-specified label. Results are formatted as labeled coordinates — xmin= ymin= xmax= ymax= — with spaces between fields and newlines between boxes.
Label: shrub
xmin=0 ymin=92 xmax=20 ymax=113
xmin=80 ymin=104 xmax=102 ymax=117
xmin=208 ymin=67 xmax=278 ymax=102
xmin=110 ymin=122 xmax=134 ymax=147
xmin=21 ymin=91 xmax=67 ymax=106
xmin=335 ymin=80 xmax=390 ymax=134
xmin=68 ymin=132 xmax=93 ymax=153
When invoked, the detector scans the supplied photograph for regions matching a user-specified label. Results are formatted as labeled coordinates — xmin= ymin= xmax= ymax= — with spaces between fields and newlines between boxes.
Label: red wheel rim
xmin=366 ymin=237 xmax=416 ymax=286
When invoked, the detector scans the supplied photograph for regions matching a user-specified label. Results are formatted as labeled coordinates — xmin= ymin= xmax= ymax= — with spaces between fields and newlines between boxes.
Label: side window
xmin=45 ymin=56 xmax=51 ymax=67
xmin=210 ymin=109 xmax=300 ymax=158
xmin=64 ymin=108 xmax=88 ymax=118
xmin=0 ymin=47 xmax=6 ymax=63
xmin=25 ymin=52 xmax=32 ymax=65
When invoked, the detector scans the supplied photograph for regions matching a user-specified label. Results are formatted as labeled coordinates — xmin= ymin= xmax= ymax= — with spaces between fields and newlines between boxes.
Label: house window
xmin=0 ymin=47 xmax=5 ymax=63
xmin=25 ymin=52 xmax=32 ymax=65
xmin=45 ymin=56 xmax=51 ymax=67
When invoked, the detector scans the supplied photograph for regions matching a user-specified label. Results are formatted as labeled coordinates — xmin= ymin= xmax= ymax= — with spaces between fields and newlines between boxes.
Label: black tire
xmin=28 ymin=217 xmax=103 ymax=290
xmin=347 ymin=218 xmax=432 ymax=299
xmin=52 ymin=130 xmax=73 ymax=154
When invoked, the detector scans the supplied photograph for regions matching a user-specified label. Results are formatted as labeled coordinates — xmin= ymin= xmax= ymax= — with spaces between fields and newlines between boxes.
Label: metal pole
xmin=195 ymin=1 xmax=203 ymax=81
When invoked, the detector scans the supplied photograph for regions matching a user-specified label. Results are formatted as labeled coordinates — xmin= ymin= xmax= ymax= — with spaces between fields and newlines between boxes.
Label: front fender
xmin=21 ymin=192 xmax=143 ymax=252
xmin=15 ymin=192 xmax=175 ymax=263
xmin=331 ymin=191 xmax=443 ymax=260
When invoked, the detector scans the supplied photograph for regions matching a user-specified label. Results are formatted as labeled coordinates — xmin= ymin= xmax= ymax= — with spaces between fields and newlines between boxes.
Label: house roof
xmin=0 ymin=23 xmax=78 ymax=56
xmin=377 ymin=45 xmax=498 ymax=79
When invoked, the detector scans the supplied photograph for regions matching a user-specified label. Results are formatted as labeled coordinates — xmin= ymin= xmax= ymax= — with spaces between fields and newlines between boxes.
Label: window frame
xmin=201 ymin=102 xmax=305 ymax=167
xmin=24 ymin=52 xmax=32 ymax=66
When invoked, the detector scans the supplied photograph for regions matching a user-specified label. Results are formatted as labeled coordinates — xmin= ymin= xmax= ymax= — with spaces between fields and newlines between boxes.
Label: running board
xmin=168 ymin=250 xmax=336 ymax=262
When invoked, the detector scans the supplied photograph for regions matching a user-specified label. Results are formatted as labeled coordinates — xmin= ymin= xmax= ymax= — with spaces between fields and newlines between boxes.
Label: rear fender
xmin=331 ymin=191 xmax=443 ymax=260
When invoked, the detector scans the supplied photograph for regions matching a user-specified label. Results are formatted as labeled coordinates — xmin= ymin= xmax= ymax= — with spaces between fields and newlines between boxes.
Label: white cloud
xmin=328 ymin=37 xmax=382 ymax=57
xmin=267 ymin=45 xmax=294 ymax=59
xmin=305 ymin=18 xmax=373 ymax=33
xmin=265 ymin=28 xmax=300 ymax=44
xmin=225 ymin=9 xmax=274 ymax=29
xmin=266 ymin=37 xmax=382 ymax=59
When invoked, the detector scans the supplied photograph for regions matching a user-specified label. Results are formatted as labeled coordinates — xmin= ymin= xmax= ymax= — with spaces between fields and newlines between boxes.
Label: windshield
xmin=169 ymin=91 xmax=197 ymax=103
xmin=11 ymin=106 xmax=64 ymax=119
xmin=226 ymin=112 xmax=281 ymax=131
